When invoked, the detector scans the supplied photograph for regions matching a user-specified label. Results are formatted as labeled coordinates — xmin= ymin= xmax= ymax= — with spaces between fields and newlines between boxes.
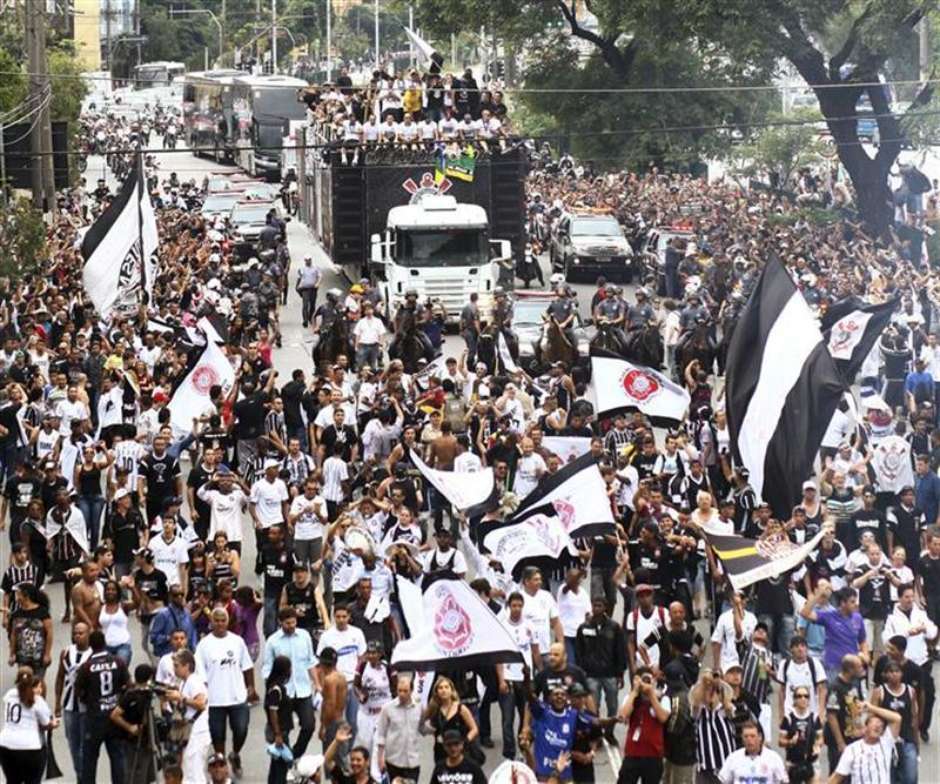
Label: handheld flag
xmin=167 ymin=341 xmax=235 ymax=436
xmin=587 ymin=354 xmax=689 ymax=426
xmin=410 ymin=452 xmax=498 ymax=517
xmin=820 ymin=297 xmax=898 ymax=384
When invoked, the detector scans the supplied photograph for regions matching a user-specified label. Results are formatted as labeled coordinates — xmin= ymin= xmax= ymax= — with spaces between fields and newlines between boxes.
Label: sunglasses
xmin=794 ymin=693 xmax=810 ymax=699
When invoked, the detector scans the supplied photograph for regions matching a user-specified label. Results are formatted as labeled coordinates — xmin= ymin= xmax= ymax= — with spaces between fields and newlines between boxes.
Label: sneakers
xmin=229 ymin=752 xmax=243 ymax=778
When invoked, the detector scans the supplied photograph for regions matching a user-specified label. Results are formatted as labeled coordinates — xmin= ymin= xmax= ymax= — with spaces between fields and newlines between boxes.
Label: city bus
xmin=133 ymin=61 xmax=186 ymax=89
xmin=181 ymin=70 xmax=243 ymax=162
xmin=231 ymin=74 xmax=309 ymax=181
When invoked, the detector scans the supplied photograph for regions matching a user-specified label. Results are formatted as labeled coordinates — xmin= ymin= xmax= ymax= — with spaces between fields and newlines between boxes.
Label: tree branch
xmin=553 ymin=0 xmax=635 ymax=79
xmin=828 ymin=3 xmax=875 ymax=81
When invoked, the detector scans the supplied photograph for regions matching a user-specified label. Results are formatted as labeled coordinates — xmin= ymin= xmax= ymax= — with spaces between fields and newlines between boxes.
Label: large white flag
xmin=391 ymin=577 xmax=524 ymax=670
xmin=542 ymin=436 xmax=592 ymax=465
xmin=510 ymin=452 xmax=616 ymax=538
xmin=403 ymin=26 xmax=442 ymax=67
xmin=871 ymin=434 xmax=914 ymax=494
xmin=410 ymin=452 xmax=497 ymax=515
xmin=167 ymin=341 xmax=235 ymax=435
xmin=80 ymin=157 xmax=158 ymax=318
xmin=588 ymin=355 xmax=690 ymax=424
xmin=483 ymin=513 xmax=574 ymax=577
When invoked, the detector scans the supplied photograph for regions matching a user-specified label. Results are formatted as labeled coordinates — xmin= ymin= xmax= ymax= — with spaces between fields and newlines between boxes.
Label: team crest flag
xmin=507 ymin=452 xmax=616 ymax=538
xmin=436 ymin=145 xmax=477 ymax=183
xmin=588 ymin=355 xmax=690 ymax=424
xmin=820 ymin=297 xmax=897 ymax=383
xmin=870 ymin=434 xmax=914 ymax=494
xmin=391 ymin=577 xmax=525 ymax=670
xmin=81 ymin=155 xmax=157 ymax=318
xmin=483 ymin=513 xmax=574 ymax=579
xmin=167 ymin=341 xmax=235 ymax=435
xmin=701 ymin=523 xmax=826 ymax=591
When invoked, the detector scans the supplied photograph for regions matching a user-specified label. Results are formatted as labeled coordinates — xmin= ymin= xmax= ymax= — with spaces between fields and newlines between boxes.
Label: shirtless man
xmin=70 ymin=560 xmax=103 ymax=630
xmin=317 ymin=646 xmax=349 ymax=754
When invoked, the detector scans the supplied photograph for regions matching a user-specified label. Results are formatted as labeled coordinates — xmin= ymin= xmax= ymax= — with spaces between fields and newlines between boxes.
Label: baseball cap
xmin=264 ymin=458 xmax=281 ymax=470
xmin=366 ymin=640 xmax=384 ymax=654
xmin=114 ymin=488 xmax=130 ymax=501
xmin=442 ymin=729 xmax=464 ymax=745
xmin=634 ymin=584 xmax=654 ymax=595
xmin=802 ymin=480 xmax=817 ymax=490
xmin=722 ymin=662 xmax=743 ymax=674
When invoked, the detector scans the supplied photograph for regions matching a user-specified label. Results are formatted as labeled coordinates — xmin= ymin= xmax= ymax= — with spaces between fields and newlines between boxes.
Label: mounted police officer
xmin=679 ymin=292 xmax=711 ymax=333
xmin=626 ymin=287 xmax=656 ymax=329
xmin=390 ymin=288 xmax=434 ymax=357
xmin=314 ymin=288 xmax=343 ymax=334
xmin=491 ymin=287 xmax=519 ymax=356
xmin=544 ymin=283 xmax=577 ymax=345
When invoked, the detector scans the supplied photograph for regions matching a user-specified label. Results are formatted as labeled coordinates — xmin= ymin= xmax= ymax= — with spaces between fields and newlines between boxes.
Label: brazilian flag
xmin=435 ymin=146 xmax=477 ymax=183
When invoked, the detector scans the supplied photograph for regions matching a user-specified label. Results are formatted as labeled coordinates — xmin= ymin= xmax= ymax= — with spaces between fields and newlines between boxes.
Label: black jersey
xmin=284 ymin=580 xmax=321 ymax=632
xmin=76 ymin=650 xmax=129 ymax=714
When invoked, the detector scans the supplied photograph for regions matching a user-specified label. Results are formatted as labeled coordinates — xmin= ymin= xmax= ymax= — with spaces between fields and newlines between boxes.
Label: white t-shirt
xmin=289 ymin=493 xmax=326 ymax=541
xmin=711 ymin=609 xmax=757 ymax=670
xmin=321 ymin=457 xmax=349 ymax=502
xmin=514 ymin=453 xmax=546 ymax=499
xmin=834 ymin=733 xmax=895 ymax=784
xmin=626 ymin=606 xmax=667 ymax=668
xmin=317 ymin=626 xmax=367 ymax=683
xmin=0 ymin=691 xmax=50 ymax=750
xmin=195 ymin=632 xmax=253 ymax=706
xmin=556 ymin=585 xmax=591 ymax=638
xmin=149 ymin=535 xmax=189 ymax=586
xmin=250 ymin=478 xmax=289 ymax=527
xmin=354 ymin=316 xmax=387 ymax=346
xmin=199 ymin=487 xmax=247 ymax=543
xmin=155 ymin=651 xmax=181 ymax=688
xmin=421 ymin=547 xmax=468 ymax=575
xmin=499 ymin=612 xmax=536 ymax=681
xmin=775 ymin=656 xmax=826 ymax=716
xmin=521 ymin=588 xmax=559 ymax=652
xmin=180 ymin=671 xmax=210 ymax=734
xmin=718 ymin=747 xmax=788 ymax=784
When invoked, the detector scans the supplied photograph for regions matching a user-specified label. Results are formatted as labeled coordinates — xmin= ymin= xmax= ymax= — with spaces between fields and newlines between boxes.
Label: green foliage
xmin=0 ymin=47 xmax=26 ymax=116
xmin=729 ymin=110 xmax=827 ymax=188
xmin=0 ymin=198 xmax=46 ymax=281
xmin=48 ymin=44 xmax=88 ymax=123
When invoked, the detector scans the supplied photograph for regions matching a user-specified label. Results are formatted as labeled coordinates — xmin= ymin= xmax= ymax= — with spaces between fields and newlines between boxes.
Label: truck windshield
xmin=571 ymin=218 xmax=621 ymax=236
xmin=397 ymin=229 xmax=487 ymax=267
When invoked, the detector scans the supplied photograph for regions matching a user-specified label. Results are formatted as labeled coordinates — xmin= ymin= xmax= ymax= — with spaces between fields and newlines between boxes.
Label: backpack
xmin=781 ymin=657 xmax=819 ymax=694
xmin=664 ymin=688 xmax=697 ymax=765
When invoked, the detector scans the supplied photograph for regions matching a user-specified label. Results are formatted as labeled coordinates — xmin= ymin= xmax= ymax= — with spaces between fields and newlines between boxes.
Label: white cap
xmin=114 ymin=488 xmax=130 ymax=501
xmin=295 ymin=755 xmax=325 ymax=777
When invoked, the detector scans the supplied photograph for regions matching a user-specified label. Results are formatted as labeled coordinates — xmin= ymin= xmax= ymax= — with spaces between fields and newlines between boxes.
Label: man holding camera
xmin=109 ymin=663 xmax=159 ymax=784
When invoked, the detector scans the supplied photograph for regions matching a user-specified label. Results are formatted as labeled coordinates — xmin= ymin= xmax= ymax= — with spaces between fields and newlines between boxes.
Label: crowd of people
xmin=5 ymin=85 xmax=940 ymax=784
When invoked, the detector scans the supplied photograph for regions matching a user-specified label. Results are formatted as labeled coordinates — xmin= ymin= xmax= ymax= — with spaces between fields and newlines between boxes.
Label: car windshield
xmin=514 ymin=301 xmax=548 ymax=326
xmin=396 ymin=229 xmax=487 ymax=267
xmin=203 ymin=194 xmax=240 ymax=212
xmin=231 ymin=204 xmax=271 ymax=223
xmin=571 ymin=218 xmax=621 ymax=237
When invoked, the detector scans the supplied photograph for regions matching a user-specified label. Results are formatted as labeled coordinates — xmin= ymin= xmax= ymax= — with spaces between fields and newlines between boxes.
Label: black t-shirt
xmin=264 ymin=682 xmax=293 ymax=736
xmin=0 ymin=402 xmax=21 ymax=447
xmin=918 ymin=553 xmax=940 ymax=600
xmin=140 ymin=452 xmax=180 ymax=501
xmin=319 ymin=424 xmax=358 ymax=462
xmin=115 ymin=687 xmax=153 ymax=744
xmin=132 ymin=567 xmax=169 ymax=609
xmin=779 ymin=711 xmax=821 ymax=763
xmin=4 ymin=475 xmax=39 ymax=514
xmin=280 ymin=380 xmax=305 ymax=429
xmin=260 ymin=544 xmax=295 ymax=597
xmin=429 ymin=757 xmax=487 ymax=784
xmin=825 ymin=676 xmax=866 ymax=744
xmin=10 ymin=605 xmax=49 ymax=665
xmin=283 ymin=581 xmax=321 ymax=632
xmin=187 ymin=462 xmax=215 ymax=524
xmin=108 ymin=509 xmax=145 ymax=563
xmin=76 ymin=650 xmax=130 ymax=715
xmin=873 ymin=654 xmax=922 ymax=691
xmin=848 ymin=508 xmax=888 ymax=551
xmin=233 ymin=392 xmax=267 ymax=440
xmin=533 ymin=664 xmax=589 ymax=700
xmin=40 ymin=477 xmax=68 ymax=512
xmin=628 ymin=540 xmax=662 ymax=588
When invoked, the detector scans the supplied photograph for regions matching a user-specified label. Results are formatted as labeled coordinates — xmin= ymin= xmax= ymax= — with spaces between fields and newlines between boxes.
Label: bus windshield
xmin=396 ymin=228 xmax=488 ymax=268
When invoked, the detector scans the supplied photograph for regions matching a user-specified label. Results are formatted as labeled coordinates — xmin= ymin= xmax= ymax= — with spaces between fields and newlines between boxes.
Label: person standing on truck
xmin=460 ymin=294 xmax=481 ymax=367
xmin=296 ymin=256 xmax=321 ymax=329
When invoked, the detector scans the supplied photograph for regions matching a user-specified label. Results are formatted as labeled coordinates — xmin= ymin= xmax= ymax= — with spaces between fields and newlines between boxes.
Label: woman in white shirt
xmin=166 ymin=649 xmax=211 ymax=784
xmin=98 ymin=579 xmax=135 ymax=666
xmin=0 ymin=667 xmax=57 ymax=784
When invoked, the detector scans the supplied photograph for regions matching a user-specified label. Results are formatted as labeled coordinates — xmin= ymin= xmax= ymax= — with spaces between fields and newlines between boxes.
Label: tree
xmin=729 ymin=111 xmax=827 ymax=190
xmin=674 ymin=0 xmax=933 ymax=235
xmin=0 ymin=198 xmax=46 ymax=281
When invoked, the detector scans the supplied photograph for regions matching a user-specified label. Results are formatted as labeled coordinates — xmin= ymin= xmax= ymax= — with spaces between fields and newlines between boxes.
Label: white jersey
xmin=627 ymin=605 xmax=667 ymax=668
xmin=113 ymin=440 xmax=146 ymax=490
xmin=357 ymin=661 xmax=392 ymax=709
xmin=249 ymin=478 xmax=289 ymax=527
xmin=317 ymin=625 xmax=367 ymax=683
xmin=149 ymin=535 xmax=189 ymax=586
xmin=499 ymin=612 xmax=537 ymax=681
xmin=0 ymin=690 xmax=50 ymax=750
xmin=520 ymin=588 xmax=559 ymax=652
xmin=718 ymin=746 xmax=787 ymax=784
xmin=833 ymin=733 xmax=895 ymax=784
xmin=195 ymin=631 xmax=253 ymax=707
xmin=34 ymin=427 xmax=59 ymax=462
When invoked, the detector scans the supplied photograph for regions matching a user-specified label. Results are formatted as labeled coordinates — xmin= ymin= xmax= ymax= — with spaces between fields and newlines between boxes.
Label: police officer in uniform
xmin=314 ymin=289 xmax=343 ymax=335
xmin=594 ymin=284 xmax=628 ymax=349
xmin=679 ymin=293 xmax=710 ymax=333
xmin=545 ymin=285 xmax=577 ymax=346
xmin=626 ymin=287 xmax=656 ymax=330
xmin=460 ymin=293 xmax=481 ymax=367
xmin=390 ymin=289 xmax=434 ymax=358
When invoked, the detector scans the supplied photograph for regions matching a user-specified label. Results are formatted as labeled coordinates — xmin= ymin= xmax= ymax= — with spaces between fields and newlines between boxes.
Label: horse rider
xmin=390 ymin=288 xmax=434 ymax=358
xmin=593 ymin=283 xmax=629 ymax=346
xmin=544 ymin=284 xmax=577 ymax=347
xmin=460 ymin=292 xmax=482 ymax=367
xmin=490 ymin=288 xmax=519 ymax=354
xmin=626 ymin=287 xmax=656 ymax=330
xmin=679 ymin=292 xmax=710 ymax=334
xmin=313 ymin=288 xmax=344 ymax=335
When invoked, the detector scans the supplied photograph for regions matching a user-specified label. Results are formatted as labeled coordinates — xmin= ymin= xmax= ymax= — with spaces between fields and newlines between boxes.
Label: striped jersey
xmin=61 ymin=644 xmax=93 ymax=712
xmin=694 ymin=703 xmax=738 ymax=773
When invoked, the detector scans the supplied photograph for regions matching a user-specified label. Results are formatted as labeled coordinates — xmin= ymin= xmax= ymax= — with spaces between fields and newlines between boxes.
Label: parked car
xmin=200 ymin=191 xmax=242 ymax=220
xmin=549 ymin=212 xmax=634 ymax=282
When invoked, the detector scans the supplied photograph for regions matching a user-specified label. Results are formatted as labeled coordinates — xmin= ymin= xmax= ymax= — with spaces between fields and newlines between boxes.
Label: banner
xmin=871 ymin=435 xmax=914 ymax=494
xmin=81 ymin=156 xmax=157 ymax=318
xmin=587 ymin=355 xmax=690 ymax=424
xmin=410 ymin=452 xmax=498 ymax=515
xmin=510 ymin=452 xmax=616 ymax=538
xmin=701 ymin=524 xmax=825 ymax=591
xmin=542 ymin=436 xmax=592 ymax=465
xmin=391 ymin=577 xmax=525 ymax=670
xmin=483 ymin=513 xmax=573 ymax=577
xmin=436 ymin=146 xmax=477 ymax=184
xmin=167 ymin=341 xmax=235 ymax=435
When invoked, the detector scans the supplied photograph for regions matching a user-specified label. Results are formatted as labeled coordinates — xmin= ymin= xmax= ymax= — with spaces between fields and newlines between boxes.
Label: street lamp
xmin=169 ymin=8 xmax=223 ymax=67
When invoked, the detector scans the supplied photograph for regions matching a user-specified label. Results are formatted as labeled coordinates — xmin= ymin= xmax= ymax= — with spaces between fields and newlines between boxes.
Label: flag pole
xmin=136 ymin=142 xmax=147 ymax=318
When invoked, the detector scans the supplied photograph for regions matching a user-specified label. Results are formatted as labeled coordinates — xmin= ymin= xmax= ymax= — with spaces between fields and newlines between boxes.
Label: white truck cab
xmin=370 ymin=194 xmax=512 ymax=324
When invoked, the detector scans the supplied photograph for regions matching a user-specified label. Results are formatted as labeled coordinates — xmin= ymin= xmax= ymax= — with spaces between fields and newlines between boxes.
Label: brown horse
xmin=539 ymin=317 xmax=577 ymax=368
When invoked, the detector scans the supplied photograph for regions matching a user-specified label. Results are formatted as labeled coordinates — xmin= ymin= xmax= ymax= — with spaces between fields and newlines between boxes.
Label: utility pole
xmin=325 ymin=0 xmax=332 ymax=80
xmin=26 ymin=0 xmax=54 ymax=213
xmin=271 ymin=0 xmax=277 ymax=73
xmin=374 ymin=0 xmax=379 ymax=70
xmin=920 ymin=17 xmax=931 ymax=83
xmin=104 ymin=0 xmax=112 ymax=71
xmin=408 ymin=5 xmax=414 ymax=67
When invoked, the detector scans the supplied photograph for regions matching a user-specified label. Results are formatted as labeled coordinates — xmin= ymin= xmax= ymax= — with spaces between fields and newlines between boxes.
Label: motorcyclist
xmin=626 ymin=287 xmax=656 ymax=329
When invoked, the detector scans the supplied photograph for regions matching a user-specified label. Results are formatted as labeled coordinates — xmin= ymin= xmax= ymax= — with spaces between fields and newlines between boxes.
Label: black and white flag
xmin=507 ymin=452 xmax=616 ymax=538
xmin=80 ymin=156 xmax=157 ymax=319
xmin=820 ymin=297 xmax=897 ymax=384
xmin=391 ymin=576 xmax=524 ymax=670
xmin=482 ymin=512 xmax=575 ymax=579
xmin=410 ymin=452 xmax=498 ymax=517
xmin=725 ymin=258 xmax=845 ymax=518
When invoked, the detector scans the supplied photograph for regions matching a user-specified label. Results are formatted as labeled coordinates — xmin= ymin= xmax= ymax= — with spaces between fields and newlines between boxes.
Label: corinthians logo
xmin=620 ymin=368 xmax=660 ymax=402
xmin=432 ymin=588 xmax=473 ymax=656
